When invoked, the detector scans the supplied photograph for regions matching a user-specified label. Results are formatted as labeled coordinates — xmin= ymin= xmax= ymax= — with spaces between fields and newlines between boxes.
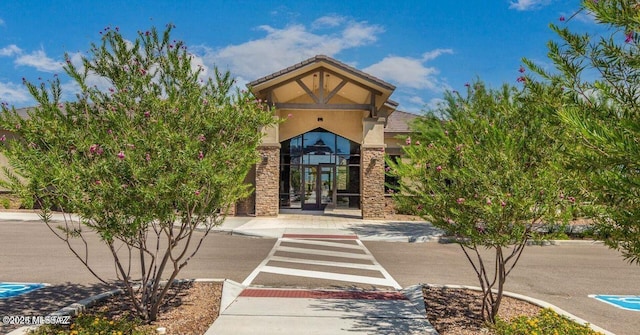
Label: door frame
xmin=301 ymin=164 xmax=336 ymax=210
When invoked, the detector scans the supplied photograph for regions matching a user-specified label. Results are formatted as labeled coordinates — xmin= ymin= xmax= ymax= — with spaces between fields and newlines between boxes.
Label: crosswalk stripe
xmin=259 ymin=265 xmax=396 ymax=287
xmin=276 ymin=246 xmax=373 ymax=259
xmin=280 ymin=238 xmax=363 ymax=250
xmin=242 ymin=235 xmax=402 ymax=290
xmin=268 ymin=255 xmax=379 ymax=270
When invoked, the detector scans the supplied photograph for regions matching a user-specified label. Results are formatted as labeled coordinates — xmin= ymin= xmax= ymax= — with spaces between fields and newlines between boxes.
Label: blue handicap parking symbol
xmin=0 ymin=282 xmax=46 ymax=298
xmin=590 ymin=294 xmax=640 ymax=311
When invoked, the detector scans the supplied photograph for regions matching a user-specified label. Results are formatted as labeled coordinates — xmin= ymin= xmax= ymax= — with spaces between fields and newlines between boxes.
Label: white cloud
xmin=0 ymin=44 xmax=21 ymax=57
xmin=312 ymin=15 xmax=344 ymax=29
xmin=573 ymin=10 xmax=596 ymax=24
xmin=362 ymin=51 xmax=452 ymax=91
xmin=425 ymin=97 xmax=446 ymax=111
xmin=199 ymin=19 xmax=384 ymax=81
xmin=0 ymin=81 xmax=30 ymax=104
xmin=509 ymin=0 xmax=552 ymax=11
xmin=0 ymin=18 xmax=5 ymax=26
xmin=422 ymin=49 xmax=453 ymax=62
xmin=15 ymin=50 xmax=64 ymax=72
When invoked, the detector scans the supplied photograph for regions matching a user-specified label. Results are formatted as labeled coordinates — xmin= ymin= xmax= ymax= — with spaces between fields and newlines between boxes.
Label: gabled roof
xmin=248 ymin=55 xmax=396 ymax=91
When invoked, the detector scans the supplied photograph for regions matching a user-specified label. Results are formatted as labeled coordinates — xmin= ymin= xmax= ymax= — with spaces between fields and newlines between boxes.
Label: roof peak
xmin=248 ymin=55 xmax=396 ymax=91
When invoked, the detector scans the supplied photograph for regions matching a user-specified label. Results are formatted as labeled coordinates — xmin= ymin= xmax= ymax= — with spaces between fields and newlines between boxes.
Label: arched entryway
xmin=280 ymin=128 xmax=360 ymax=210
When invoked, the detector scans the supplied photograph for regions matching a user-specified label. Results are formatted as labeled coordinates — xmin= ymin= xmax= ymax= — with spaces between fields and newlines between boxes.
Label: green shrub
xmin=28 ymin=313 xmax=153 ymax=335
xmin=494 ymin=308 xmax=603 ymax=335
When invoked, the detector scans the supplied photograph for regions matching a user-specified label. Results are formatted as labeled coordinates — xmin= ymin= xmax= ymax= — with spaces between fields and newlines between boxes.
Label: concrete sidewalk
xmin=206 ymin=283 xmax=436 ymax=335
xmin=215 ymin=210 xmax=446 ymax=242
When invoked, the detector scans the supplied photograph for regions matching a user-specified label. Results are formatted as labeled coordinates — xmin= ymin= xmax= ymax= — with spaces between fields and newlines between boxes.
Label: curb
xmin=424 ymin=284 xmax=615 ymax=335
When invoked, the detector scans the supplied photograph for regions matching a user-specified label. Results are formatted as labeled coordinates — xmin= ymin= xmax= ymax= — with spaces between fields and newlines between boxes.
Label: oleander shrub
xmin=494 ymin=308 xmax=603 ymax=335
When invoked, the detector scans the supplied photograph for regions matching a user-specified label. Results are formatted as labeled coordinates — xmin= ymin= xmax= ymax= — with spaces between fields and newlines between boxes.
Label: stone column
xmin=361 ymin=146 xmax=386 ymax=219
xmin=255 ymin=145 xmax=280 ymax=216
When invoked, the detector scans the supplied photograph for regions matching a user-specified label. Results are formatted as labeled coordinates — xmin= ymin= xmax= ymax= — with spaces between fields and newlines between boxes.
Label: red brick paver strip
xmin=239 ymin=289 xmax=407 ymax=300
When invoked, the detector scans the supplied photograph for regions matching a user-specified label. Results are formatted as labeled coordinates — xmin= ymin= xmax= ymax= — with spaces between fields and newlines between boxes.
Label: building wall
xmin=278 ymin=109 xmax=368 ymax=143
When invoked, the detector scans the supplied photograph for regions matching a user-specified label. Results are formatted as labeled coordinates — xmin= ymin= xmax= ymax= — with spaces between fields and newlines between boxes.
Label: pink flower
xmin=415 ymin=140 xmax=420 ymax=145
xmin=456 ymin=198 xmax=465 ymax=204
xmin=117 ymin=151 xmax=125 ymax=160
xmin=501 ymin=201 xmax=506 ymax=207
xmin=625 ymin=31 xmax=634 ymax=43
xmin=385 ymin=166 xmax=391 ymax=172
xmin=568 ymin=196 xmax=576 ymax=203
xmin=287 ymin=113 xmax=293 ymax=118
xmin=464 ymin=82 xmax=470 ymax=87
xmin=194 ymin=190 xmax=201 ymax=196
xmin=89 ymin=144 xmax=99 ymax=154
xmin=145 ymin=153 xmax=151 ymax=162
xmin=198 ymin=151 xmax=204 ymax=160
xmin=198 ymin=134 xmax=206 ymax=142
xmin=436 ymin=165 xmax=442 ymax=172
xmin=144 ymin=111 xmax=150 ymax=118
xmin=559 ymin=16 xmax=566 ymax=22
xmin=486 ymin=198 xmax=492 ymax=205
xmin=95 ymin=180 xmax=102 ymax=185
xmin=107 ymin=129 xmax=113 ymax=135
xmin=0 ymin=135 xmax=5 ymax=142
xmin=405 ymin=137 xmax=411 ymax=145
xmin=444 ymin=130 xmax=449 ymax=136
xmin=517 ymin=76 xmax=527 ymax=83
xmin=519 ymin=66 xmax=525 ymax=73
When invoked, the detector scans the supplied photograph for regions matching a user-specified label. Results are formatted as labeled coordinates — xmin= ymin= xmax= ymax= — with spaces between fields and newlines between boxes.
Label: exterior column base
xmin=361 ymin=146 xmax=385 ymax=219
xmin=255 ymin=145 xmax=280 ymax=216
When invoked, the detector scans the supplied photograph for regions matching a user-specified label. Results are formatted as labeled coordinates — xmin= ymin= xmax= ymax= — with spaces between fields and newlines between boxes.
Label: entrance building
xmin=232 ymin=55 xmax=414 ymax=219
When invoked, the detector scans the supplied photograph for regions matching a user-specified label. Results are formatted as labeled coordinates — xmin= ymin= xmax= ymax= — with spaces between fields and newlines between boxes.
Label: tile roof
xmin=385 ymin=110 xmax=418 ymax=133
xmin=248 ymin=55 xmax=396 ymax=91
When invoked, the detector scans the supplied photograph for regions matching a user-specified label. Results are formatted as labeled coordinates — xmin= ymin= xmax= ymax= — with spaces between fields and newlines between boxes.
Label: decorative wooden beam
xmin=324 ymin=79 xmax=348 ymax=103
xmin=370 ymin=93 xmax=377 ymax=117
xmin=295 ymin=79 xmax=319 ymax=104
xmin=258 ymin=67 xmax=384 ymax=96
xmin=275 ymin=103 xmax=373 ymax=110
xmin=318 ymin=70 xmax=325 ymax=103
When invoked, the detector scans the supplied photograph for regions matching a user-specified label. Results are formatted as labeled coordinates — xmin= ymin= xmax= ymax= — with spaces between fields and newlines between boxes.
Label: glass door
xmin=302 ymin=165 xmax=318 ymax=210
xmin=302 ymin=165 xmax=336 ymax=210
xmin=319 ymin=165 xmax=335 ymax=208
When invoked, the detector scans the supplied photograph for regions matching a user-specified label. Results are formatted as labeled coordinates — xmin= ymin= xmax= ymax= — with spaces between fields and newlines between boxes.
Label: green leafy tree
xmin=525 ymin=0 xmax=640 ymax=264
xmin=0 ymin=25 xmax=276 ymax=321
xmin=388 ymin=82 xmax=572 ymax=323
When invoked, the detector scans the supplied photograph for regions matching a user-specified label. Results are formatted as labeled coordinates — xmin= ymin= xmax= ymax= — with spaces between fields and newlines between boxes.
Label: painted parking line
xmin=242 ymin=234 xmax=402 ymax=289
xmin=0 ymin=282 xmax=47 ymax=299
xmin=589 ymin=294 xmax=640 ymax=311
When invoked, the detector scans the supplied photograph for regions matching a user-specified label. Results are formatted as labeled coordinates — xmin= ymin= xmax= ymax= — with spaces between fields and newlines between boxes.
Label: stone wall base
xmin=361 ymin=146 xmax=385 ymax=219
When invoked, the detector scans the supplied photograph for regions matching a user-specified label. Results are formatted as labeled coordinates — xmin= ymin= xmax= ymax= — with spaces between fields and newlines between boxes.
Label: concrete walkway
xmin=206 ymin=217 xmax=441 ymax=334
xmin=206 ymin=282 xmax=436 ymax=334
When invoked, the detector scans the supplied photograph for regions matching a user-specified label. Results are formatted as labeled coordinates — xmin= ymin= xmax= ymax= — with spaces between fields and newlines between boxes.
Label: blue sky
xmin=0 ymin=0 xmax=603 ymax=112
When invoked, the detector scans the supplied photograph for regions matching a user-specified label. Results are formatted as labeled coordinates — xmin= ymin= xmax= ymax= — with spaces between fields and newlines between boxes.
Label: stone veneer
xmin=255 ymin=145 xmax=280 ymax=216
xmin=361 ymin=146 xmax=385 ymax=219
